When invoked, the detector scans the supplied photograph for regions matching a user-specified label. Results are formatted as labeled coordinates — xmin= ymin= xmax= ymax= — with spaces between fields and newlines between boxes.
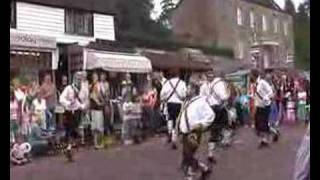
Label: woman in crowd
xmin=141 ymin=74 xmax=158 ymax=136
xmin=90 ymin=72 xmax=105 ymax=149
xmin=10 ymin=89 xmax=20 ymax=144
xmin=297 ymin=84 xmax=307 ymax=122
xmin=100 ymin=72 xmax=113 ymax=136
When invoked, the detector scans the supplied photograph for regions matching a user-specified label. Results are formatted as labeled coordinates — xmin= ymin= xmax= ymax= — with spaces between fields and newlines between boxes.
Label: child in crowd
xmin=32 ymin=92 xmax=47 ymax=132
xmin=121 ymin=94 xmax=142 ymax=145
xmin=10 ymin=134 xmax=32 ymax=165
xmin=285 ymin=92 xmax=296 ymax=124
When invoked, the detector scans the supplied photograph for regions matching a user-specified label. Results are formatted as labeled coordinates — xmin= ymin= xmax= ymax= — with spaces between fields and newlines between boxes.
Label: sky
xmin=151 ymin=0 xmax=306 ymax=20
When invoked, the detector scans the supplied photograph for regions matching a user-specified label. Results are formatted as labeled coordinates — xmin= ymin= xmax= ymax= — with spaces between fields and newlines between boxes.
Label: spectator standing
xmin=90 ymin=72 xmax=105 ymax=149
xmin=39 ymin=74 xmax=57 ymax=131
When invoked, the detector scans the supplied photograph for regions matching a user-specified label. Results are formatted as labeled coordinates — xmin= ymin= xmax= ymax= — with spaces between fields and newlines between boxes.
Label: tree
xmin=293 ymin=0 xmax=310 ymax=70
xmin=158 ymin=0 xmax=177 ymax=28
xmin=284 ymin=0 xmax=296 ymax=15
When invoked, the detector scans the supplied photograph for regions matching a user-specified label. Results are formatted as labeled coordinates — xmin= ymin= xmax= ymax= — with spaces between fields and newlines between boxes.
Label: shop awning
xmin=85 ymin=50 xmax=152 ymax=73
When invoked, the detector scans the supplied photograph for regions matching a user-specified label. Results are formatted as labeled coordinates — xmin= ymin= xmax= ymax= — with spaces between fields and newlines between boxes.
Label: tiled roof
xmin=241 ymin=0 xmax=285 ymax=13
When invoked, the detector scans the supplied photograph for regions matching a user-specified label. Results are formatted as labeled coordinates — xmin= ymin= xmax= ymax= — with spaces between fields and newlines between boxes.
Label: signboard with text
xmin=10 ymin=31 xmax=56 ymax=49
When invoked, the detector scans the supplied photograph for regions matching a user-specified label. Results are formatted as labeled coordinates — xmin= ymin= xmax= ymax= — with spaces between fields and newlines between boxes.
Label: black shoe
xmin=258 ymin=141 xmax=269 ymax=149
xmin=208 ymin=156 xmax=217 ymax=164
xmin=200 ymin=169 xmax=212 ymax=180
xmin=272 ymin=134 xmax=279 ymax=142
xmin=171 ymin=143 xmax=177 ymax=150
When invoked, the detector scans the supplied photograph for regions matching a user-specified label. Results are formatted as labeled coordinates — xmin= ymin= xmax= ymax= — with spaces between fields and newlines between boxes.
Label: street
xmin=10 ymin=124 xmax=306 ymax=180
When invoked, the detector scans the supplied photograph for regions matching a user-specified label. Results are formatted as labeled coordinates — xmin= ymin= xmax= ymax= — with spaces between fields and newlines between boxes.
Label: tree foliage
xmin=284 ymin=0 xmax=296 ymax=15
xmin=293 ymin=0 xmax=310 ymax=70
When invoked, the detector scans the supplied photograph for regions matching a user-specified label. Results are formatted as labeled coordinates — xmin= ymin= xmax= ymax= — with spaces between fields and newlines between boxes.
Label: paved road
xmin=10 ymin=124 xmax=306 ymax=180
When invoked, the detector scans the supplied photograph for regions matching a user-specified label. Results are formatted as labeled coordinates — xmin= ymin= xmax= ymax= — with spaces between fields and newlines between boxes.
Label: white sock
xmin=208 ymin=142 xmax=216 ymax=157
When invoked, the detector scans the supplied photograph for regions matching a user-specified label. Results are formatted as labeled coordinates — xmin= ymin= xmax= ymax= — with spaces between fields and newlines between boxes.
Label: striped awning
xmin=85 ymin=50 xmax=152 ymax=73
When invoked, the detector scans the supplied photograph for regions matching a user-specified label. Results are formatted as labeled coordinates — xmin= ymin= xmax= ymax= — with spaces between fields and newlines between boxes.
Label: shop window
xmin=237 ymin=7 xmax=243 ymax=26
xmin=65 ymin=9 xmax=93 ymax=36
xmin=10 ymin=0 xmax=16 ymax=28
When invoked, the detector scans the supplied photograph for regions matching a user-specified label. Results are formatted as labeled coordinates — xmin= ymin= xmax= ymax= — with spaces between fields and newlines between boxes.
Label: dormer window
xmin=65 ymin=9 xmax=93 ymax=36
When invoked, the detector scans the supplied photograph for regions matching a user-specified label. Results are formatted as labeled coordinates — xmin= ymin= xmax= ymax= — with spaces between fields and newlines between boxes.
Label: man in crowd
xmin=206 ymin=70 xmax=230 ymax=164
xmin=177 ymin=82 xmax=215 ymax=180
xmin=250 ymin=69 xmax=274 ymax=148
xmin=39 ymin=74 xmax=57 ymax=131
xmin=160 ymin=69 xmax=187 ymax=149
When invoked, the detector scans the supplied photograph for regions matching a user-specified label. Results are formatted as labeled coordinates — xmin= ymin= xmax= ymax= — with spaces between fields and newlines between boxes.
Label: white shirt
xmin=160 ymin=77 xmax=187 ymax=104
xmin=255 ymin=77 xmax=274 ymax=107
xmin=206 ymin=77 xmax=230 ymax=106
xmin=32 ymin=98 xmax=46 ymax=112
xmin=199 ymin=81 xmax=210 ymax=97
xmin=79 ymin=81 xmax=90 ymax=109
xmin=59 ymin=85 xmax=85 ymax=111
xmin=178 ymin=96 xmax=215 ymax=134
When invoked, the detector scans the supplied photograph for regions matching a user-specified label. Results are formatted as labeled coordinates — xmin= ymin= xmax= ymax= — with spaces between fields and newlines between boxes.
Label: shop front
xmin=10 ymin=31 xmax=58 ymax=84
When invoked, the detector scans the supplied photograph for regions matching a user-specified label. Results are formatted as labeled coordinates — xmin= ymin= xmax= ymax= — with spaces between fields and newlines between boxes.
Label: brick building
xmin=172 ymin=0 xmax=294 ymax=69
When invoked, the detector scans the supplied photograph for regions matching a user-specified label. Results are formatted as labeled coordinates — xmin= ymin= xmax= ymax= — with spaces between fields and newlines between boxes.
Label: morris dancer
xmin=59 ymin=72 xmax=86 ymax=161
xmin=160 ymin=69 xmax=186 ymax=149
xmin=206 ymin=70 xmax=230 ymax=164
xmin=250 ymin=70 xmax=274 ymax=148
xmin=177 ymin=83 xmax=214 ymax=180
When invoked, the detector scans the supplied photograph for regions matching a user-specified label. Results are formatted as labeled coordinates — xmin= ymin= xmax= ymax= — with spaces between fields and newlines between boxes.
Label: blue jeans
xmin=46 ymin=108 xmax=56 ymax=131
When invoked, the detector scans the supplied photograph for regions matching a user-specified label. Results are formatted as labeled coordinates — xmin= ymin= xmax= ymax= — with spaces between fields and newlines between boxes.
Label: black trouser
xmin=167 ymin=103 xmax=182 ymax=128
xmin=103 ymin=104 xmax=113 ymax=135
xmin=63 ymin=110 xmax=82 ymax=142
xmin=182 ymin=131 xmax=202 ymax=174
xmin=255 ymin=106 xmax=271 ymax=135
xmin=209 ymin=105 xmax=228 ymax=143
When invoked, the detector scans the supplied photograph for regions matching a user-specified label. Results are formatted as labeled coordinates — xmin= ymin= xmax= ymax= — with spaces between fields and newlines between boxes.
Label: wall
xmin=13 ymin=2 xmax=115 ymax=45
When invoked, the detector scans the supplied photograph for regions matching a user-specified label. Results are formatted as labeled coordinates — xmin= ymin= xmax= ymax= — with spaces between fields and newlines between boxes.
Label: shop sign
xmin=10 ymin=32 xmax=56 ymax=49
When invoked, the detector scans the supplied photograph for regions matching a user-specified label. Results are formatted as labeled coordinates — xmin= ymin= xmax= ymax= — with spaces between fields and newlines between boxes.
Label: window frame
xmin=237 ymin=7 xmax=243 ymax=26
xmin=64 ymin=8 xmax=94 ymax=37
xmin=284 ymin=22 xmax=288 ymax=36
xmin=250 ymin=10 xmax=255 ymax=29
xmin=273 ymin=18 xmax=278 ymax=33
xmin=262 ymin=15 xmax=268 ymax=31
xmin=10 ymin=0 xmax=16 ymax=28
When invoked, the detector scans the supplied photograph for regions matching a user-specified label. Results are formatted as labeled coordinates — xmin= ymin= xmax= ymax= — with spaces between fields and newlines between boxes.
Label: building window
xmin=250 ymin=11 xmax=255 ymax=29
xmin=10 ymin=0 xmax=16 ymax=28
xmin=284 ymin=22 xmax=288 ymax=36
xmin=238 ymin=42 xmax=244 ymax=59
xmin=262 ymin=15 xmax=267 ymax=31
xmin=237 ymin=7 xmax=243 ymax=26
xmin=273 ymin=18 xmax=279 ymax=33
xmin=65 ymin=9 xmax=93 ymax=36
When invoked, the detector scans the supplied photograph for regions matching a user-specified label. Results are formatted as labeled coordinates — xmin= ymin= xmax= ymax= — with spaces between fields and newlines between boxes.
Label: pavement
xmin=10 ymin=124 xmax=307 ymax=180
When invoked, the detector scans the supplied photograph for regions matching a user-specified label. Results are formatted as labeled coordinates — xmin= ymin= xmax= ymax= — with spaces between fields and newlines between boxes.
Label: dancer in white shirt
xmin=160 ymin=69 xmax=187 ymax=149
xmin=177 ymin=82 xmax=214 ymax=180
xmin=251 ymin=69 xmax=274 ymax=148
xmin=205 ymin=70 xmax=230 ymax=164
